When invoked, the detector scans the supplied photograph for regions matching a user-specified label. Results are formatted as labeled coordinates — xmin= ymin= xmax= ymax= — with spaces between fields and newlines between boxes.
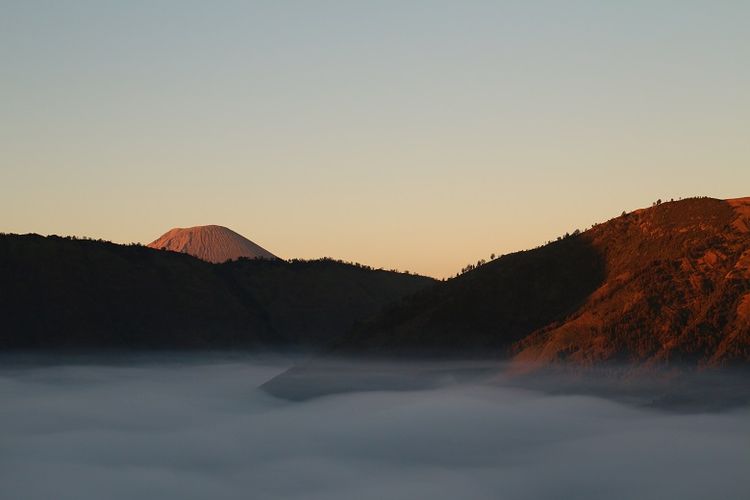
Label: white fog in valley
xmin=1 ymin=355 xmax=748 ymax=500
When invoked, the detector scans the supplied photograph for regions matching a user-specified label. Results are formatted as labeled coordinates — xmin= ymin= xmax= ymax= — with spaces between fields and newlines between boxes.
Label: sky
xmin=2 ymin=0 xmax=749 ymax=278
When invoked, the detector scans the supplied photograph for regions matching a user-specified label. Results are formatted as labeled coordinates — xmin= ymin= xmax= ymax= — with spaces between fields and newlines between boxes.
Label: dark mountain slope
xmin=333 ymin=236 xmax=605 ymax=356
xmin=0 ymin=234 xmax=433 ymax=349
xmin=216 ymin=258 xmax=436 ymax=347
xmin=330 ymin=197 xmax=750 ymax=368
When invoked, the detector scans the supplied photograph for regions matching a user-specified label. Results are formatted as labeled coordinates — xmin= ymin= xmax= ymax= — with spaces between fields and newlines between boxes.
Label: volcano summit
xmin=148 ymin=225 xmax=277 ymax=263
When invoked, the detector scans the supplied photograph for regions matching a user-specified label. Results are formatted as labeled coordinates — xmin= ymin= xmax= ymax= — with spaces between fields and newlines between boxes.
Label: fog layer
xmin=1 ymin=355 xmax=748 ymax=500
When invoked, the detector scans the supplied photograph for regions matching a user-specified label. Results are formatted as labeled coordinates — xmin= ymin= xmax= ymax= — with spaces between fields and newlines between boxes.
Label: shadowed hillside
xmin=216 ymin=258 xmax=440 ymax=347
xmin=0 ymin=234 xmax=433 ymax=349
xmin=330 ymin=197 xmax=750 ymax=368
xmin=333 ymin=235 xmax=605 ymax=356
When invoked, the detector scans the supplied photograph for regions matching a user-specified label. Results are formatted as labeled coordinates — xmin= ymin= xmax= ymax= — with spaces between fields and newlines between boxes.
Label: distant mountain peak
xmin=147 ymin=225 xmax=277 ymax=263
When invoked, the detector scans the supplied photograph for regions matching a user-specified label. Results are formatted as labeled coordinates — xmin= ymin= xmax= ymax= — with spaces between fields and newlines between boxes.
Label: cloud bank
xmin=1 ymin=355 xmax=748 ymax=500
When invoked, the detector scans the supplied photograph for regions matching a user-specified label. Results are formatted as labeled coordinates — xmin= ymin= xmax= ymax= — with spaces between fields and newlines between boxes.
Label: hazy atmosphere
xmin=3 ymin=2 xmax=749 ymax=499
xmin=2 ymin=356 xmax=748 ymax=500
xmin=3 ymin=0 xmax=749 ymax=277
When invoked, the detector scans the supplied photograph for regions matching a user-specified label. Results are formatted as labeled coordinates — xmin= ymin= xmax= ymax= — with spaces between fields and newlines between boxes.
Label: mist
xmin=1 ymin=354 xmax=748 ymax=500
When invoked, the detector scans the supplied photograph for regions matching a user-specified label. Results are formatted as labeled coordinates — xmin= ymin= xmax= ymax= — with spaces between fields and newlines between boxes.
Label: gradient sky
xmin=2 ymin=1 xmax=748 ymax=277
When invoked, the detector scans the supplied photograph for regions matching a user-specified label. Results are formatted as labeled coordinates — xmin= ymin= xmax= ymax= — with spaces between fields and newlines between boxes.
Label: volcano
xmin=148 ymin=225 xmax=277 ymax=263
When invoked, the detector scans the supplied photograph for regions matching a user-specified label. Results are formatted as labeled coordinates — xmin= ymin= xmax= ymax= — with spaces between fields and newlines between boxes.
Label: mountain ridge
xmin=2 ymin=196 xmax=749 ymax=368
xmin=327 ymin=196 xmax=750 ymax=368
xmin=0 ymin=234 xmax=433 ymax=349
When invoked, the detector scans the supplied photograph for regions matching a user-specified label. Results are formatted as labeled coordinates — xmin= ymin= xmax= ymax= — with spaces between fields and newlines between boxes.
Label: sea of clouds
xmin=1 ymin=354 xmax=748 ymax=500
